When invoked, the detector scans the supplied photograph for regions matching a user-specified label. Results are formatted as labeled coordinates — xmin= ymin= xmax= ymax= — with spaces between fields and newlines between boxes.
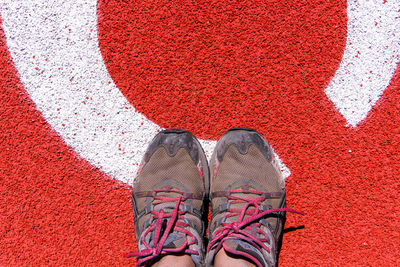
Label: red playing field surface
xmin=98 ymin=0 xmax=348 ymax=140
xmin=1 ymin=1 xmax=400 ymax=265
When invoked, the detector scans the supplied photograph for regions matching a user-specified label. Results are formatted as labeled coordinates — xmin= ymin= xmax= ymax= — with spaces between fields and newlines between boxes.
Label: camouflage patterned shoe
xmin=126 ymin=129 xmax=209 ymax=266
xmin=206 ymin=128 xmax=299 ymax=267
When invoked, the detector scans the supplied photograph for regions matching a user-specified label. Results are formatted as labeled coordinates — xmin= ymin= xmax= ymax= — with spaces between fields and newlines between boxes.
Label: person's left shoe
xmin=126 ymin=129 xmax=209 ymax=266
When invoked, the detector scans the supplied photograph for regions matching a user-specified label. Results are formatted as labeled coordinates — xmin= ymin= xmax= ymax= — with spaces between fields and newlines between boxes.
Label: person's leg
xmin=151 ymin=255 xmax=195 ymax=267
xmin=214 ymin=248 xmax=256 ymax=267
xmin=126 ymin=129 xmax=209 ymax=266
xmin=206 ymin=128 xmax=293 ymax=267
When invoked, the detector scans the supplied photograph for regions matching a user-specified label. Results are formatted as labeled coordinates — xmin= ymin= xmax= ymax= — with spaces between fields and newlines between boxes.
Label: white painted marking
xmin=325 ymin=0 xmax=400 ymax=126
xmin=0 ymin=1 xmax=159 ymax=184
xmin=0 ymin=0 xmax=291 ymax=183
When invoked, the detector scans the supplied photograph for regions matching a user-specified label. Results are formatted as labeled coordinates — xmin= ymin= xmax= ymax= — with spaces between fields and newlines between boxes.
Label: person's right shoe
xmin=206 ymin=128 xmax=293 ymax=267
xmin=127 ymin=129 xmax=209 ymax=266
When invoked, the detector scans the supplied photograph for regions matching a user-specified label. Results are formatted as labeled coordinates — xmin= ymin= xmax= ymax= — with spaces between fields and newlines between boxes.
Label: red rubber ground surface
xmin=1 ymin=1 xmax=400 ymax=265
xmin=98 ymin=0 xmax=348 ymax=139
xmin=0 ymin=17 xmax=135 ymax=265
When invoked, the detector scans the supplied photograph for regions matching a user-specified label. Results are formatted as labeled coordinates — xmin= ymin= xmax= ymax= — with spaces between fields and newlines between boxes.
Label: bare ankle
xmin=214 ymin=248 xmax=256 ymax=267
xmin=151 ymin=254 xmax=195 ymax=267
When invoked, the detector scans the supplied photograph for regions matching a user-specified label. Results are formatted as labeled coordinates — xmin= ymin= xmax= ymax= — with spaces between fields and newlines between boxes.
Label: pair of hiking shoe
xmin=127 ymin=128 xmax=295 ymax=266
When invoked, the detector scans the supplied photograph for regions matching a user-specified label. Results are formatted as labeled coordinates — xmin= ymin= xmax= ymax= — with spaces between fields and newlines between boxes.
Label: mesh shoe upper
xmin=127 ymin=129 xmax=209 ymax=266
xmin=207 ymin=128 xmax=292 ymax=267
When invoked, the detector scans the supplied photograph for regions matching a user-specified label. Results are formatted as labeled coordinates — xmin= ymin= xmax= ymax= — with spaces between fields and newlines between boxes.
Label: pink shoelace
xmin=207 ymin=188 xmax=302 ymax=267
xmin=126 ymin=189 xmax=199 ymax=266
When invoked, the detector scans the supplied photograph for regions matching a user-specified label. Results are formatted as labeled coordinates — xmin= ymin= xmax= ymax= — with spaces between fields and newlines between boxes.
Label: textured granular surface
xmin=1 ymin=1 xmax=400 ymax=266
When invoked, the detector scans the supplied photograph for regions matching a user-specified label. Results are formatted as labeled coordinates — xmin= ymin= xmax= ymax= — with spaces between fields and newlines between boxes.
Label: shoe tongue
xmin=147 ymin=192 xmax=190 ymax=249
xmin=222 ymin=239 xmax=266 ymax=266
xmin=163 ymin=232 xmax=186 ymax=249
xmin=228 ymin=190 xmax=262 ymax=218
xmin=148 ymin=224 xmax=186 ymax=249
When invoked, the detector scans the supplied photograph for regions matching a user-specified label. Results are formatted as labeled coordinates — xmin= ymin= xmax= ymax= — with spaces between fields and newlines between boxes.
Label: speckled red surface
xmin=0 ymin=17 xmax=136 ymax=265
xmin=98 ymin=0 xmax=348 ymax=139
xmin=2 ymin=1 xmax=400 ymax=265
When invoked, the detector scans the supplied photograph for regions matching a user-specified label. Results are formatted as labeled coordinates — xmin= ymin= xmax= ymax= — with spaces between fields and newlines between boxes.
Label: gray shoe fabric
xmin=206 ymin=128 xmax=287 ymax=267
xmin=128 ymin=128 xmax=296 ymax=267
xmin=129 ymin=129 xmax=209 ymax=266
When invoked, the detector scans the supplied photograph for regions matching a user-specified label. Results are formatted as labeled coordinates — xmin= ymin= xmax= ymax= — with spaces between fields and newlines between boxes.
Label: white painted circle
xmin=1 ymin=0 xmax=398 ymax=184
xmin=325 ymin=0 xmax=400 ymax=126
